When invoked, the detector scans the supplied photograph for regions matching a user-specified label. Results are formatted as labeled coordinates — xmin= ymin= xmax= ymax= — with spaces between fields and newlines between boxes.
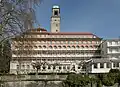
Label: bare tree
xmin=0 ymin=0 xmax=42 ymax=44
xmin=0 ymin=0 xmax=42 ymax=74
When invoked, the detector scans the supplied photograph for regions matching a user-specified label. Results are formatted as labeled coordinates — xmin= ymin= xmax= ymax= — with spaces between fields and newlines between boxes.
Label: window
xmin=43 ymin=66 xmax=46 ymax=70
xmin=61 ymin=41 xmax=63 ymax=44
xmin=43 ymin=45 xmax=46 ymax=48
xmin=106 ymin=63 xmax=111 ymax=68
xmin=83 ymin=41 xmax=87 ymax=44
xmin=100 ymin=63 xmax=104 ymax=68
xmin=71 ymin=41 xmax=74 ymax=44
xmin=94 ymin=63 xmax=97 ymax=68
xmin=58 ymin=46 xmax=62 ymax=49
xmin=27 ymin=65 xmax=30 ymax=69
xmin=85 ymin=46 xmax=89 ymax=48
xmin=39 ymin=46 xmax=42 ymax=48
xmin=117 ymin=63 xmax=120 ymax=67
xmin=15 ymin=46 xmax=18 ymax=48
xmin=54 ymin=46 xmax=57 ymax=49
xmin=109 ymin=42 xmax=112 ymax=45
xmin=22 ymin=65 xmax=25 ymax=69
xmin=87 ymin=41 xmax=90 ymax=44
xmin=109 ymin=49 xmax=112 ymax=53
xmin=115 ymin=48 xmax=119 ymax=52
xmin=63 ymin=41 xmax=66 ymax=44
xmin=63 ymin=46 xmax=66 ymax=48
xmin=68 ymin=41 xmax=70 ymax=44
xmin=59 ymin=66 xmax=61 ymax=70
xmin=78 ymin=66 xmax=80 ymax=69
xmin=54 ymin=11 xmax=58 ymax=15
xmin=17 ymin=65 xmax=19 ymax=69
xmin=50 ymin=41 xmax=52 ymax=44
xmin=72 ymin=46 xmax=75 ymax=48
xmin=67 ymin=46 xmax=71 ymax=48
xmin=81 ymin=45 xmax=84 ymax=48
xmin=76 ymin=46 xmax=79 ymax=48
xmin=76 ymin=41 xmax=79 ymax=44
xmin=63 ymin=66 xmax=66 ymax=69
xmin=56 ymin=24 xmax=58 ymax=27
xmin=49 ymin=46 xmax=52 ymax=49
xmin=52 ymin=41 xmax=55 ymax=44
xmin=115 ymin=41 xmax=118 ymax=45
xmin=48 ymin=66 xmax=51 ymax=69
xmin=34 ymin=46 xmax=37 ymax=48
xmin=67 ymin=66 xmax=70 ymax=70
xmin=53 ymin=66 xmax=56 ymax=70
xmin=113 ymin=62 xmax=119 ymax=67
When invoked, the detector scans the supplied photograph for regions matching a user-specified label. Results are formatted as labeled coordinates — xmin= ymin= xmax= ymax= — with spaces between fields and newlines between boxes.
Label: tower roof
xmin=53 ymin=5 xmax=59 ymax=8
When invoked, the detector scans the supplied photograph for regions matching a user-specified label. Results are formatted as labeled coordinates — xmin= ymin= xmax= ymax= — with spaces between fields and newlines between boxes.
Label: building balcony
xmin=107 ymin=45 xmax=120 ymax=48
xmin=12 ymin=54 xmax=100 ymax=58
xmin=13 ymin=48 xmax=100 ymax=51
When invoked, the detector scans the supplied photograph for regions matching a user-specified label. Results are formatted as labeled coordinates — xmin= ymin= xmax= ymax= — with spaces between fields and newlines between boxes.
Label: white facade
xmin=10 ymin=60 xmax=84 ymax=74
xmin=102 ymin=39 xmax=120 ymax=59
xmin=89 ymin=59 xmax=120 ymax=73
xmin=10 ymin=28 xmax=102 ymax=74
xmin=10 ymin=5 xmax=102 ymax=74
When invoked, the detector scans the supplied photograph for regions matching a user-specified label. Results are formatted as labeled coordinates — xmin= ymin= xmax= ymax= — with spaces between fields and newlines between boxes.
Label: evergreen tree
xmin=0 ymin=40 xmax=11 ymax=73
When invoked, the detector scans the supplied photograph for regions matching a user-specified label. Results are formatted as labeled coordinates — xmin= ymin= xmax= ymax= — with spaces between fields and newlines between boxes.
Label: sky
xmin=34 ymin=0 xmax=120 ymax=39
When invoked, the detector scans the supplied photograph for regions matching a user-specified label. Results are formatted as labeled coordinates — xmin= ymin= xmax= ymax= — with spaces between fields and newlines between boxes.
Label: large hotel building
xmin=10 ymin=6 xmax=103 ymax=74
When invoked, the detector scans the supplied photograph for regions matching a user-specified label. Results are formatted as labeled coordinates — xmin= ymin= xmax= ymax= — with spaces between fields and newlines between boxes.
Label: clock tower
xmin=51 ymin=5 xmax=60 ymax=32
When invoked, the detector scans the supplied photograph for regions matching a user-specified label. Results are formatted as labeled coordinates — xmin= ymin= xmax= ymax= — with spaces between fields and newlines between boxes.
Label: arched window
xmin=34 ymin=46 xmax=37 ymax=48
xmin=39 ymin=46 xmax=42 ymax=49
xmin=90 ymin=45 xmax=93 ymax=48
xmin=81 ymin=45 xmax=84 ymax=48
xmin=54 ymin=46 xmax=57 ymax=49
xmin=49 ymin=46 xmax=52 ymax=49
xmin=58 ymin=46 xmax=62 ymax=49
xmin=76 ymin=45 xmax=79 ymax=48
xmin=67 ymin=46 xmax=71 ymax=48
xmin=85 ymin=45 xmax=89 ymax=48
xmin=72 ymin=46 xmax=75 ymax=48
xmin=63 ymin=46 xmax=66 ymax=48
xmin=43 ymin=45 xmax=46 ymax=48
xmin=25 ymin=46 xmax=28 ymax=48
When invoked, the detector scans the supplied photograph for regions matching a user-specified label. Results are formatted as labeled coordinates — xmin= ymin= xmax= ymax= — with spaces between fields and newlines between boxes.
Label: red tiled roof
xmin=28 ymin=28 xmax=101 ymax=38
xmin=30 ymin=28 xmax=93 ymax=35
xmin=30 ymin=28 xmax=47 ymax=31
xmin=47 ymin=32 xmax=93 ymax=35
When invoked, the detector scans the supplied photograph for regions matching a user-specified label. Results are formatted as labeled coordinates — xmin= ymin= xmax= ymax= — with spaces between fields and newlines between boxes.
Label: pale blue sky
xmin=34 ymin=0 xmax=120 ymax=38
